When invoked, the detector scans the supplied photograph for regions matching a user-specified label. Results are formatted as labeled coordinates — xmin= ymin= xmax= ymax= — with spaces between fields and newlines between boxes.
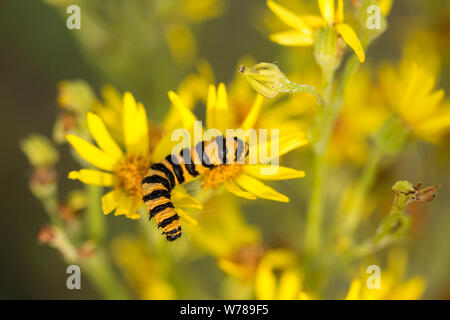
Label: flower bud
xmin=239 ymin=62 xmax=288 ymax=98
xmin=21 ymin=134 xmax=59 ymax=168
xmin=314 ymin=26 xmax=344 ymax=75
xmin=392 ymin=180 xmax=416 ymax=195
xmin=58 ymin=80 xmax=95 ymax=114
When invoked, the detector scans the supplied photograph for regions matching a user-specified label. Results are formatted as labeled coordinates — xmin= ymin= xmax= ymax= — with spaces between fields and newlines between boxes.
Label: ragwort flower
xmin=267 ymin=0 xmax=365 ymax=62
xmin=167 ymin=83 xmax=309 ymax=202
xmin=67 ymin=92 xmax=201 ymax=221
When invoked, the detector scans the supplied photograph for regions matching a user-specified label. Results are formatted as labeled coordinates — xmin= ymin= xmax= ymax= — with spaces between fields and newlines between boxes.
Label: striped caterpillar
xmin=141 ymin=136 xmax=249 ymax=241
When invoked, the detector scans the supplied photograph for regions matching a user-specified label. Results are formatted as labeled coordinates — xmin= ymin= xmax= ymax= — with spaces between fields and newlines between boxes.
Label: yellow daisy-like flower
xmin=345 ymin=248 xmax=426 ymax=300
xmin=254 ymin=249 xmax=306 ymax=300
xmin=267 ymin=0 xmax=365 ymax=62
xmin=379 ymin=60 xmax=450 ymax=143
xmin=167 ymin=83 xmax=309 ymax=203
xmin=67 ymin=92 xmax=201 ymax=221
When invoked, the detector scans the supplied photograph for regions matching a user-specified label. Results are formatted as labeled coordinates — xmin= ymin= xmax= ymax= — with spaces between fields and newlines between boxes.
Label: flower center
xmin=202 ymin=164 xmax=243 ymax=189
xmin=114 ymin=154 xmax=152 ymax=199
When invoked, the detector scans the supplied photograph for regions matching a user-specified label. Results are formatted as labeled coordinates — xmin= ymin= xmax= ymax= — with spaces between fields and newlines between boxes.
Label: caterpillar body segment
xmin=141 ymin=136 xmax=249 ymax=241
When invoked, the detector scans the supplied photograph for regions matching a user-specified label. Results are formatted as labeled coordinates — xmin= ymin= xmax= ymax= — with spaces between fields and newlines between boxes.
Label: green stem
xmin=81 ymin=250 xmax=131 ymax=299
xmin=85 ymin=184 xmax=105 ymax=243
xmin=342 ymin=151 xmax=382 ymax=235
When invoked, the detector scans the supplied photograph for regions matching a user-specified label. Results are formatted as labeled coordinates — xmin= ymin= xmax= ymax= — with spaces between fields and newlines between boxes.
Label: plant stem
xmin=85 ymin=184 xmax=105 ymax=243
xmin=81 ymin=250 xmax=131 ymax=299
xmin=343 ymin=151 xmax=382 ymax=235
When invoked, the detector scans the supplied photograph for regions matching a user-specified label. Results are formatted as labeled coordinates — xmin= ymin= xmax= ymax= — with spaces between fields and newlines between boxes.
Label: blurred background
xmin=0 ymin=0 xmax=449 ymax=299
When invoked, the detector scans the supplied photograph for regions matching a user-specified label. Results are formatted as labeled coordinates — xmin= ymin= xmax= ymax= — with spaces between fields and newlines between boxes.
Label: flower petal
xmin=206 ymin=84 xmax=217 ymax=130
xmin=177 ymin=208 xmax=198 ymax=226
xmin=172 ymin=189 xmax=203 ymax=209
xmin=267 ymin=0 xmax=315 ymax=35
xmin=68 ymin=169 xmax=115 ymax=186
xmin=269 ymin=31 xmax=314 ymax=46
xmin=235 ymin=174 xmax=289 ymax=203
xmin=345 ymin=279 xmax=362 ymax=300
xmin=336 ymin=23 xmax=365 ymax=63
xmin=168 ymin=90 xmax=198 ymax=129
xmin=244 ymin=164 xmax=305 ymax=180
xmin=115 ymin=195 xmax=140 ymax=219
xmin=101 ymin=189 xmax=122 ymax=215
xmin=214 ymin=83 xmax=231 ymax=131
xmin=67 ymin=134 xmax=117 ymax=171
xmin=278 ymin=269 xmax=301 ymax=300
xmin=224 ymin=180 xmax=257 ymax=200
xmin=241 ymin=94 xmax=264 ymax=130
xmin=318 ymin=0 xmax=335 ymax=24
xmin=87 ymin=112 xmax=124 ymax=161
xmin=123 ymin=92 xmax=149 ymax=155
xmin=336 ymin=0 xmax=344 ymax=23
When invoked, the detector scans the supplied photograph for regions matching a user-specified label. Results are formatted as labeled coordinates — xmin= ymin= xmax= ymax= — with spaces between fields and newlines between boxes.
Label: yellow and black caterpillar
xmin=141 ymin=136 xmax=249 ymax=241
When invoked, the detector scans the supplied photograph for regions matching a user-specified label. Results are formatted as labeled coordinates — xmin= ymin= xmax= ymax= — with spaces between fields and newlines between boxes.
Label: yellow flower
xmin=346 ymin=248 xmax=426 ymax=300
xmin=167 ymin=83 xmax=309 ymax=202
xmin=267 ymin=0 xmax=365 ymax=62
xmin=67 ymin=91 xmax=201 ymax=221
xmin=254 ymin=249 xmax=304 ymax=300
xmin=112 ymin=237 xmax=176 ymax=299
xmin=379 ymin=58 xmax=450 ymax=143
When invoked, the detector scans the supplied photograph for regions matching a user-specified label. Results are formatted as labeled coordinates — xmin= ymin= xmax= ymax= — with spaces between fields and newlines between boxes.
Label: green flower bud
xmin=239 ymin=62 xmax=288 ymax=98
xmin=21 ymin=134 xmax=59 ymax=168
xmin=314 ymin=26 xmax=344 ymax=76
xmin=392 ymin=180 xmax=416 ymax=195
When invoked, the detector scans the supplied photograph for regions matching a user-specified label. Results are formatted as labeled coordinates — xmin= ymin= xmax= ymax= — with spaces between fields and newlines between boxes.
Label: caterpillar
xmin=141 ymin=136 xmax=249 ymax=241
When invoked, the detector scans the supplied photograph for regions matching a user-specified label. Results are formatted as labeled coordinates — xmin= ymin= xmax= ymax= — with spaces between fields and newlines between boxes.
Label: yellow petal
xmin=68 ymin=169 xmax=115 ymax=186
xmin=168 ymin=91 xmax=197 ymax=129
xmin=336 ymin=0 xmax=344 ymax=23
xmin=415 ymin=112 xmax=450 ymax=136
xmin=101 ymin=189 xmax=122 ymax=214
xmin=278 ymin=269 xmax=301 ymax=299
xmin=67 ymin=134 xmax=117 ymax=171
xmin=379 ymin=0 xmax=393 ymax=16
xmin=172 ymin=189 xmax=203 ymax=209
xmin=318 ymin=0 xmax=335 ymax=24
xmin=336 ymin=23 xmax=365 ymax=63
xmin=235 ymin=174 xmax=289 ymax=203
xmin=87 ymin=112 xmax=124 ymax=160
xmin=241 ymin=94 xmax=264 ymax=130
xmin=217 ymin=259 xmax=248 ymax=279
xmin=267 ymin=0 xmax=314 ymax=35
xmin=345 ymin=279 xmax=362 ymax=300
xmin=177 ymin=208 xmax=198 ymax=226
xmin=255 ymin=264 xmax=276 ymax=300
xmin=269 ymin=31 xmax=314 ymax=46
xmin=224 ymin=180 xmax=257 ymax=200
xmin=115 ymin=195 xmax=140 ymax=219
xmin=214 ymin=83 xmax=231 ymax=131
xmin=206 ymin=84 xmax=216 ymax=130
xmin=298 ymin=292 xmax=311 ymax=300
xmin=244 ymin=164 xmax=306 ymax=180
xmin=123 ymin=92 xmax=149 ymax=155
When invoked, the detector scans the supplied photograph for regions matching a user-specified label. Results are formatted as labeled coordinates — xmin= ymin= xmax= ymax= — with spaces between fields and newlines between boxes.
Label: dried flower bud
xmin=37 ymin=225 xmax=55 ymax=244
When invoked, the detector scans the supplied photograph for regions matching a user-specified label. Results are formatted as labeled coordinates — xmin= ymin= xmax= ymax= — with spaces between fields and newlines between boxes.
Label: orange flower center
xmin=114 ymin=154 xmax=151 ymax=199
xmin=202 ymin=164 xmax=243 ymax=189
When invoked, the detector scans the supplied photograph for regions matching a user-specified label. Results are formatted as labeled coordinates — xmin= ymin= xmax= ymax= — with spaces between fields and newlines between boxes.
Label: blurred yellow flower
xmin=346 ymin=248 xmax=426 ymax=300
xmin=267 ymin=0 xmax=365 ymax=62
xmin=67 ymin=91 xmax=201 ymax=221
xmin=112 ymin=237 xmax=176 ymax=299
xmin=254 ymin=249 xmax=304 ymax=299
xmin=166 ymin=84 xmax=309 ymax=202
xmin=379 ymin=57 xmax=450 ymax=143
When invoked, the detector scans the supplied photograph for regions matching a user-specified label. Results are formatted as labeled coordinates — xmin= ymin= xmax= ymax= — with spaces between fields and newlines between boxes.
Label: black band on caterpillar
xmin=142 ymin=175 xmax=172 ymax=192
xmin=180 ymin=148 xmax=200 ymax=177
xmin=142 ymin=136 xmax=249 ymax=242
xmin=165 ymin=154 xmax=185 ymax=184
